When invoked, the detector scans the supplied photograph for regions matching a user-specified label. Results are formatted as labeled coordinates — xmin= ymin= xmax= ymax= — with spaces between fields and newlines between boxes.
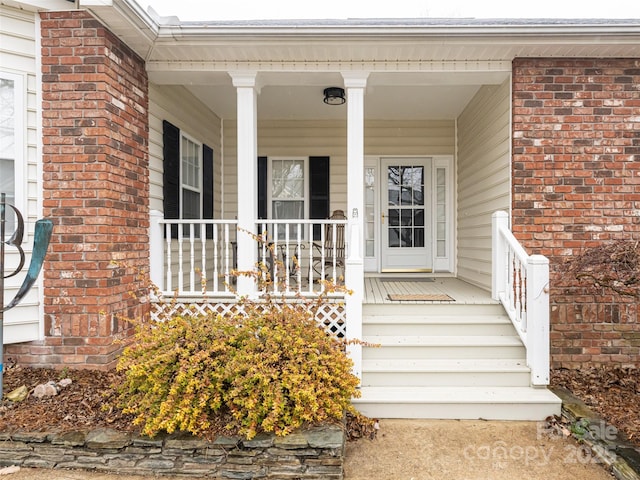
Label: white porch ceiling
xmin=160 ymin=72 xmax=506 ymax=121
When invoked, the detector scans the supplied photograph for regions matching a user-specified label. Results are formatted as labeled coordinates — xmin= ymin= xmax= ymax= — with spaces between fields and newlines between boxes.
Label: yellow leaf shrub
xmin=116 ymin=292 xmax=361 ymax=439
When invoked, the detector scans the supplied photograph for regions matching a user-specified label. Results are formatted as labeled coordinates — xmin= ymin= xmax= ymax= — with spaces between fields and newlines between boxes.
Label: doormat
xmin=381 ymin=277 xmax=435 ymax=282
xmin=387 ymin=293 xmax=454 ymax=301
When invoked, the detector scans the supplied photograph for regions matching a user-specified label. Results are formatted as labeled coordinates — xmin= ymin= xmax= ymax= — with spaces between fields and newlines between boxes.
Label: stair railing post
xmin=526 ymin=254 xmax=550 ymax=386
xmin=492 ymin=210 xmax=509 ymax=301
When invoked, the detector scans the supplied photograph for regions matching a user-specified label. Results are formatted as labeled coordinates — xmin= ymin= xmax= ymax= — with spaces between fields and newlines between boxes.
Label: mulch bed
xmin=0 ymin=366 xmax=374 ymax=441
xmin=551 ymin=366 xmax=640 ymax=446
xmin=0 ymin=365 xmax=636 ymax=447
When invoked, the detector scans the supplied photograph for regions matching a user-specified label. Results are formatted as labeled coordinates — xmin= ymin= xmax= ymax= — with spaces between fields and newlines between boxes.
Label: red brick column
xmin=5 ymin=11 xmax=149 ymax=369
xmin=512 ymin=58 xmax=640 ymax=369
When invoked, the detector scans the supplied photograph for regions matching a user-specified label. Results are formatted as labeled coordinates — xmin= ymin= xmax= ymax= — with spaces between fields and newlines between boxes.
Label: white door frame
xmin=363 ymin=155 xmax=455 ymax=274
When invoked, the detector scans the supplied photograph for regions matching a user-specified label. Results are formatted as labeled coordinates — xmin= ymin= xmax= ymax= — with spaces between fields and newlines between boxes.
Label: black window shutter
xmin=309 ymin=156 xmax=330 ymax=240
xmin=203 ymin=144 xmax=214 ymax=238
xmin=257 ymin=156 xmax=268 ymax=220
xmin=162 ymin=120 xmax=180 ymax=238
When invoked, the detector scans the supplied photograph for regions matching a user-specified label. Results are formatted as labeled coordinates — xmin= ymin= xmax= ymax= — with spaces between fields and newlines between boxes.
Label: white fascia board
xmin=79 ymin=0 xmax=158 ymax=58
xmin=155 ymin=22 xmax=640 ymax=40
xmin=0 ymin=0 xmax=73 ymax=11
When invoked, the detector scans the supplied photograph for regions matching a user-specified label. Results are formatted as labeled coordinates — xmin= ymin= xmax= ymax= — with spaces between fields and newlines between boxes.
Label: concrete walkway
xmin=3 ymin=420 xmax=614 ymax=480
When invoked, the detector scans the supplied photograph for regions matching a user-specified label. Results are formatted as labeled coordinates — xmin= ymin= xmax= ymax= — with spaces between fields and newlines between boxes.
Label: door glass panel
xmin=388 ymin=208 xmax=400 ymax=226
xmin=389 ymin=228 xmax=400 ymax=247
xmin=387 ymin=165 xmax=426 ymax=249
xmin=401 ymin=209 xmax=412 ymax=226
xmin=364 ymin=166 xmax=376 ymax=259
xmin=400 ymin=227 xmax=412 ymax=247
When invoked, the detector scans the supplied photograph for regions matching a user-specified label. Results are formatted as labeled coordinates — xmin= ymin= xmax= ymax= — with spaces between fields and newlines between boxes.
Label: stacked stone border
xmin=0 ymin=425 xmax=345 ymax=479
xmin=552 ymin=387 xmax=640 ymax=480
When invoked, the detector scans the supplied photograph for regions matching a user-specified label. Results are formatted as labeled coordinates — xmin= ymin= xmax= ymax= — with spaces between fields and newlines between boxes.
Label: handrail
xmin=492 ymin=211 xmax=550 ymax=386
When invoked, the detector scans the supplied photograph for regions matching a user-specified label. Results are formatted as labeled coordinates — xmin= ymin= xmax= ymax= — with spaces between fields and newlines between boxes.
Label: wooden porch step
xmin=361 ymin=358 xmax=531 ymax=387
xmin=353 ymin=386 xmax=561 ymax=420
xmin=362 ymin=335 xmax=525 ymax=359
xmin=363 ymin=315 xmax=515 ymax=336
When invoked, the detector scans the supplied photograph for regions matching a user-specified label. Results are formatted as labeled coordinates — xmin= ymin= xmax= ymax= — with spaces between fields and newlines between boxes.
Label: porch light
xmin=323 ymin=87 xmax=346 ymax=105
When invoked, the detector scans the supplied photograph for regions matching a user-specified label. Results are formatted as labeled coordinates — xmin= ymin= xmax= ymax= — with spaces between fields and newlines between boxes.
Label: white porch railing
xmin=150 ymin=211 xmax=238 ymax=296
xmin=492 ymin=210 xmax=550 ymax=386
xmin=256 ymin=219 xmax=347 ymax=296
xmin=149 ymin=211 xmax=348 ymax=298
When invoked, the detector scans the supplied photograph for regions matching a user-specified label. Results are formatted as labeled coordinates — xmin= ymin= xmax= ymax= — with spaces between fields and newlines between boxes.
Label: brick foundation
xmin=512 ymin=58 xmax=640 ymax=368
xmin=5 ymin=11 xmax=149 ymax=369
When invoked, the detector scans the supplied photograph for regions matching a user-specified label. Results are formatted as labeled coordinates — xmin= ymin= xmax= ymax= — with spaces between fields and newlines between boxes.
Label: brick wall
xmin=5 ymin=10 xmax=149 ymax=369
xmin=512 ymin=58 xmax=640 ymax=369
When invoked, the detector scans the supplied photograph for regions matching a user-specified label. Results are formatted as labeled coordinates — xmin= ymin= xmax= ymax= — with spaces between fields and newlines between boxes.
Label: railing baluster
xmin=189 ymin=224 xmax=196 ymax=292
xmin=213 ymin=224 xmax=219 ymax=293
xmin=331 ymin=223 xmax=337 ymax=282
xmin=177 ymin=225 xmax=184 ymax=293
xmin=201 ymin=222 xmax=207 ymax=293
xmin=295 ymin=222 xmax=302 ymax=292
xmin=307 ymin=222 xmax=314 ymax=294
xmin=224 ymin=224 xmax=230 ymax=290
xmin=320 ymin=224 xmax=326 ymax=292
xmin=165 ymin=224 xmax=172 ymax=292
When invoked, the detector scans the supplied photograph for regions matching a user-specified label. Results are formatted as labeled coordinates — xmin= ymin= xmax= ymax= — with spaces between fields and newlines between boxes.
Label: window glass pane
xmin=182 ymin=189 xmax=200 ymax=236
xmin=0 ymin=78 xmax=16 ymax=240
xmin=272 ymin=159 xmax=304 ymax=200
xmin=181 ymin=136 xmax=200 ymax=189
xmin=272 ymin=200 xmax=304 ymax=219
xmin=0 ymin=78 xmax=15 ymax=159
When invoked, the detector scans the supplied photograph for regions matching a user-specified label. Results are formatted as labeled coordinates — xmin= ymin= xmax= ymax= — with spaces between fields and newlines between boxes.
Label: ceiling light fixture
xmin=323 ymin=87 xmax=346 ymax=105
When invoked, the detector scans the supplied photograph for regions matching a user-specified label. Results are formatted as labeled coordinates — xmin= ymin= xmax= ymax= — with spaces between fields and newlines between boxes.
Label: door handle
xmin=381 ymin=212 xmax=386 ymax=225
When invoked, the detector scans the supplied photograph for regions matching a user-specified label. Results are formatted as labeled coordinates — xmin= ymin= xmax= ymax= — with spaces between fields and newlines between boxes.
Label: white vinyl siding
xmin=223 ymin=119 xmax=455 ymax=220
xmin=148 ymin=83 xmax=222 ymax=217
xmin=456 ymin=78 xmax=511 ymax=290
xmin=0 ymin=5 xmax=40 ymax=343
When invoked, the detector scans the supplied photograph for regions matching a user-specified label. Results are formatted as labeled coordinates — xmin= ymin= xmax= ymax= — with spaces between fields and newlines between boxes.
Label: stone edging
xmin=0 ymin=424 xmax=345 ymax=479
xmin=551 ymin=387 xmax=640 ymax=480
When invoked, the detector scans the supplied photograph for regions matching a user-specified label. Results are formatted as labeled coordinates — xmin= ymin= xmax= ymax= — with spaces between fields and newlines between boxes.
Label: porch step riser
xmin=363 ymin=345 xmax=526 ymax=360
xmin=361 ymin=371 xmax=531 ymax=387
xmin=352 ymin=386 xmax=562 ymax=420
xmin=353 ymin=402 xmax=560 ymax=421
xmin=363 ymin=323 xmax=516 ymax=336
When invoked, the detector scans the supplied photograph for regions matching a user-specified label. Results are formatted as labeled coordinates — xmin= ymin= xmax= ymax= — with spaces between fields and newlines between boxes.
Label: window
xmin=258 ymin=156 xmax=329 ymax=241
xmin=0 ymin=72 xmax=23 ymax=240
xmin=162 ymin=120 xmax=214 ymax=238
xmin=270 ymin=158 xmax=306 ymax=238
xmin=180 ymin=133 xmax=202 ymax=227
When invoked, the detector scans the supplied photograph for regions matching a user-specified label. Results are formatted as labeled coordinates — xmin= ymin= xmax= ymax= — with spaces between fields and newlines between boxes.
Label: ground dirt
xmin=0 ymin=366 xmax=636 ymax=479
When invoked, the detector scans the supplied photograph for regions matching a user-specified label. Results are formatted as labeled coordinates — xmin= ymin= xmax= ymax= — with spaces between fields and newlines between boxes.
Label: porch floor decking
xmin=363 ymin=276 xmax=498 ymax=305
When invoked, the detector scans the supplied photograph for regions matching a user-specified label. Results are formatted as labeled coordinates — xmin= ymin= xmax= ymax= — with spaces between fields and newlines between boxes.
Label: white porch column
xmin=342 ymin=72 xmax=369 ymax=380
xmin=231 ymin=72 xmax=259 ymax=296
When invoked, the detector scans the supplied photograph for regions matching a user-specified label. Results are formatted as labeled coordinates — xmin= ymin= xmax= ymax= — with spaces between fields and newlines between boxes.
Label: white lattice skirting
xmin=150 ymin=300 xmax=346 ymax=338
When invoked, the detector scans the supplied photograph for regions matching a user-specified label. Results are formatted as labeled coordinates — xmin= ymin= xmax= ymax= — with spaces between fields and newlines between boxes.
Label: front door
xmin=381 ymin=158 xmax=432 ymax=272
